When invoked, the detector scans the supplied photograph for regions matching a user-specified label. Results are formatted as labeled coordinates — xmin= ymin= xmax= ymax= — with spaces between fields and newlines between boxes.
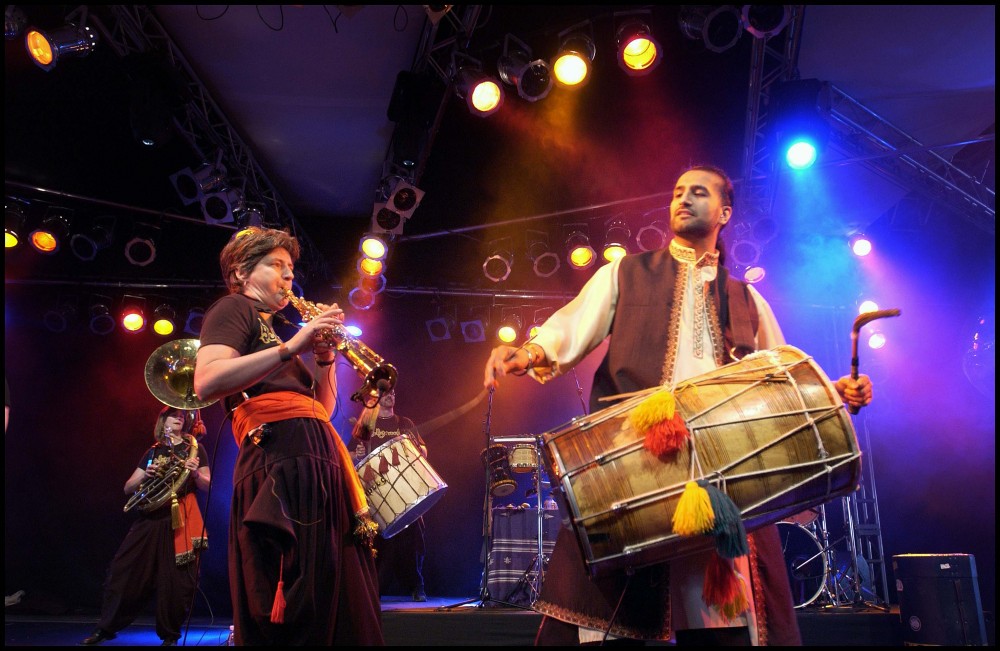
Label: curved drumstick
xmin=849 ymin=308 xmax=901 ymax=414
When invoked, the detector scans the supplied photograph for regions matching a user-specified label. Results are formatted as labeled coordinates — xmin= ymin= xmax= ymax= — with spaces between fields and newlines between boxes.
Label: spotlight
xmin=170 ymin=162 xmax=226 ymax=206
xmin=359 ymin=233 xmax=388 ymax=261
xmin=89 ymin=297 xmax=116 ymax=335
xmin=771 ymin=79 xmax=830 ymax=171
xmin=743 ymin=265 xmax=766 ymax=284
xmin=858 ymin=300 xmax=880 ymax=315
xmin=529 ymin=307 xmax=554 ymax=339
xmin=526 ymin=230 xmax=561 ymax=278
xmin=70 ymin=216 xmax=115 ymax=262
xmin=552 ymin=24 xmax=596 ymax=89
xmin=348 ymin=286 xmax=376 ymax=311
xmin=24 ymin=11 xmax=98 ymax=72
xmin=358 ymin=256 xmax=384 ymax=278
xmin=386 ymin=179 xmax=425 ymax=222
xmin=201 ymin=187 xmax=242 ymax=225
xmin=454 ymin=54 xmax=504 ymax=118
xmin=372 ymin=202 xmax=403 ymax=235
xmin=124 ymin=223 xmax=159 ymax=267
xmin=850 ymin=234 xmax=872 ymax=257
xmin=730 ymin=238 xmax=761 ymax=268
xmin=5 ymin=203 xmax=26 ymax=249
xmin=30 ymin=211 xmax=72 ymax=254
xmin=496 ymin=310 xmax=522 ymax=344
xmin=636 ymin=218 xmax=670 ymax=252
xmin=152 ymin=304 xmax=177 ymax=336
xmin=602 ymin=221 xmax=631 ymax=263
xmin=359 ymin=272 xmax=387 ymax=296
xmin=425 ymin=314 xmax=455 ymax=342
xmin=678 ymin=5 xmax=743 ymax=54
xmin=234 ymin=204 xmax=264 ymax=230
xmin=615 ymin=15 xmax=662 ymax=76
xmin=497 ymin=34 xmax=553 ymax=102
xmin=43 ymin=296 xmax=78 ymax=334
xmin=565 ymin=227 xmax=595 ymax=270
xmin=460 ymin=319 xmax=486 ymax=343
xmin=741 ymin=5 xmax=791 ymax=39
xmin=483 ymin=240 xmax=514 ymax=283
xmin=184 ymin=307 xmax=205 ymax=336
xmin=867 ymin=330 xmax=887 ymax=350
xmin=120 ymin=295 xmax=146 ymax=333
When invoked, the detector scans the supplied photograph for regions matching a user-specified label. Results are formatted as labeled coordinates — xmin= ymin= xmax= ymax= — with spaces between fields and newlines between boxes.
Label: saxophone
xmin=283 ymin=289 xmax=398 ymax=403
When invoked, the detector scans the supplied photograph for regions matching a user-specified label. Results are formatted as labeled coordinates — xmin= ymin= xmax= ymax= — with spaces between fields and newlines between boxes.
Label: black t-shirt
xmin=135 ymin=438 xmax=209 ymax=505
xmin=200 ymin=293 xmax=314 ymax=403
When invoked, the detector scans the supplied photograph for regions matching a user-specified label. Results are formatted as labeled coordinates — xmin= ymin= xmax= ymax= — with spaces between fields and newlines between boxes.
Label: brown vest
xmin=589 ymin=249 xmax=759 ymax=413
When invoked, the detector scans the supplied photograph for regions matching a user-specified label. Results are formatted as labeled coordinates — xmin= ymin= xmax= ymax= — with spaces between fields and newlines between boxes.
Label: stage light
xmin=679 ymin=5 xmax=744 ymax=53
xmin=359 ymin=272 xmax=387 ymax=296
xmin=43 ymin=296 xmax=78 ymax=333
xmin=234 ymin=204 xmax=264 ymax=230
xmin=348 ymin=286 xmax=376 ymax=311
xmin=497 ymin=34 xmax=552 ymax=102
xmin=858 ymin=300 xmax=879 ymax=315
xmin=636 ymin=219 xmax=670 ymax=252
xmin=743 ymin=265 xmax=766 ymax=284
xmin=360 ymin=233 xmax=388 ymax=261
xmin=867 ymin=330 xmax=887 ymax=350
xmin=850 ymin=234 xmax=873 ymax=257
xmin=771 ymin=79 xmax=830 ymax=171
xmin=616 ymin=15 xmax=661 ymax=76
xmin=496 ymin=310 xmax=522 ymax=344
xmin=5 ymin=203 xmax=26 ymax=249
xmin=528 ymin=307 xmax=553 ymax=339
xmin=29 ymin=211 xmax=71 ymax=254
xmin=170 ymin=162 xmax=227 ymax=206
xmin=201 ymin=187 xmax=242 ymax=225
xmin=454 ymin=54 xmax=504 ymax=118
xmin=124 ymin=223 xmax=159 ymax=267
xmin=70 ymin=216 xmax=115 ymax=262
xmin=89 ymin=297 xmax=116 ymax=335
xmin=426 ymin=317 xmax=452 ymax=342
xmin=387 ymin=179 xmax=425 ymax=222
xmin=526 ymin=230 xmax=561 ymax=278
xmin=152 ymin=304 xmax=177 ymax=336
xmin=602 ymin=221 xmax=631 ymax=262
xmin=184 ymin=307 xmax=205 ymax=336
xmin=372 ymin=202 xmax=402 ymax=235
xmin=565 ymin=227 xmax=595 ymax=270
xmin=120 ymin=295 xmax=146 ymax=333
xmin=358 ymin=257 xmax=384 ymax=278
xmin=24 ymin=11 xmax=98 ymax=72
xmin=731 ymin=238 xmax=761 ymax=268
xmin=460 ymin=319 xmax=486 ymax=343
xmin=552 ymin=24 xmax=596 ymax=89
xmin=483 ymin=240 xmax=514 ymax=283
xmin=741 ymin=5 xmax=791 ymax=39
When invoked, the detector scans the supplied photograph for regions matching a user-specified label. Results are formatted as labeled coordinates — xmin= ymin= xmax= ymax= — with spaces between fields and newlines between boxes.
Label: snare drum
xmin=509 ymin=444 xmax=539 ymax=473
xmin=481 ymin=444 xmax=517 ymax=497
xmin=541 ymin=345 xmax=861 ymax=577
xmin=357 ymin=435 xmax=448 ymax=539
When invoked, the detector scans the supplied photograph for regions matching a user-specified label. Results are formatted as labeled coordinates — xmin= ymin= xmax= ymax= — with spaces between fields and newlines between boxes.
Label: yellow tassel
xmin=672 ymin=481 xmax=715 ymax=535
xmin=170 ymin=494 xmax=182 ymax=529
xmin=628 ymin=390 xmax=676 ymax=431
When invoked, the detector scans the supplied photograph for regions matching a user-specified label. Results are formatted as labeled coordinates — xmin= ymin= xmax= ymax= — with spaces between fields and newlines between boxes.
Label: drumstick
xmin=849 ymin=308 xmax=901 ymax=415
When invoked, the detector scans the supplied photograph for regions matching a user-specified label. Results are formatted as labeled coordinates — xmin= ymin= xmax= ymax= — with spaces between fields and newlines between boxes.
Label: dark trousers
xmin=375 ymin=516 xmax=426 ymax=595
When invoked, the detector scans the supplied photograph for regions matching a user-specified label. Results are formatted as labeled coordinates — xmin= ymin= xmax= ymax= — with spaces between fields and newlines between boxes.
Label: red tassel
xmin=643 ymin=413 xmax=690 ymax=456
xmin=702 ymin=551 xmax=749 ymax=621
xmin=270 ymin=555 xmax=286 ymax=624
xmin=378 ymin=454 xmax=389 ymax=474
xmin=391 ymin=446 xmax=400 ymax=466
xmin=362 ymin=464 xmax=376 ymax=483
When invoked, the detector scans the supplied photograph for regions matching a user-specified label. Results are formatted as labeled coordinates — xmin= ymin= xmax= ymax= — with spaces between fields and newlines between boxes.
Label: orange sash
xmin=173 ymin=492 xmax=208 ymax=566
xmin=231 ymin=392 xmax=378 ymax=552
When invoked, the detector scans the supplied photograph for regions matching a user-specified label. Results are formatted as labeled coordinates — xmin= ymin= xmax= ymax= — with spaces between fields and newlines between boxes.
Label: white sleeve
xmin=529 ymin=258 xmax=622 ymax=382
xmin=748 ymin=284 xmax=786 ymax=348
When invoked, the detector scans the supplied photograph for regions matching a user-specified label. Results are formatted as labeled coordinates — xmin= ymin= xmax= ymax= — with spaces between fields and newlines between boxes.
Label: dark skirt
xmin=229 ymin=417 xmax=383 ymax=645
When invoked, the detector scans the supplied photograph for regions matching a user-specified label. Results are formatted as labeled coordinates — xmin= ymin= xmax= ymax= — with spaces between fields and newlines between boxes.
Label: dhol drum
xmin=776 ymin=521 xmax=828 ymax=608
xmin=481 ymin=444 xmax=517 ymax=497
xmin=509 ymin=443 xmax=539 ymax=473
xmin=356 ymin=435 xmax=448 ymax=539
xmin=541 ymin=345 xmax=861 ymax=577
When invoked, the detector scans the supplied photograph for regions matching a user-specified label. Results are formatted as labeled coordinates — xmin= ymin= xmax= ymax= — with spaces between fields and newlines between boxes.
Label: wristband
xmin=316 ymin=357 xmax=335 ymax=367
xmin=278 ymin=343 xmax=294 ymax=363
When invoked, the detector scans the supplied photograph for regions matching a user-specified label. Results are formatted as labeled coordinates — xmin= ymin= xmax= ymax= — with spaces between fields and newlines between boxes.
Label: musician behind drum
xmin=347 ymin=387 xmax=430 ymax=602
xmin=80 ymin=406 xmax=210 ymax=647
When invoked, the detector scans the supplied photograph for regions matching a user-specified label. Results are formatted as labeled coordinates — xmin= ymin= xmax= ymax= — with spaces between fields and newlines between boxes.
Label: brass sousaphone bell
xmin=144 ymin=338 xmax=218 ymax=410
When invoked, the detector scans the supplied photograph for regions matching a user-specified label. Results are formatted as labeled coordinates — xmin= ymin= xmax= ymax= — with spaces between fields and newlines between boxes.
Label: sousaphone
xmin=127 ymin=339 xmax=217 ymax=514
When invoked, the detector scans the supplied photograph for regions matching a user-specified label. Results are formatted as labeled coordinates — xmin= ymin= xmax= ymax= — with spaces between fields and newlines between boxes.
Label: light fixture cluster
xmin=351 ymin=232 xmax=389 ymax=311
xmin=455 ymin=11 xmax=663 ymax=118
xmin=38 ymin=292 xmax=207 ymax=337
xmin=170 ymin=152 xmax=244 ymax=225
xmin=423 ymin=303 xmax=559 ymax=345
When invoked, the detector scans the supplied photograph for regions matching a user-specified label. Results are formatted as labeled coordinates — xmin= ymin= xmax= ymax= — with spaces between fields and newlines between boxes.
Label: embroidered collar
xmin=669 ymin=239 xmax=719 ymax=268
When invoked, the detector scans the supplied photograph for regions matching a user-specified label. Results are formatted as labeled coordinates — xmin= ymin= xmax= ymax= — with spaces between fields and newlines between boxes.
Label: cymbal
xmin=144 ymin=338 xmax=218 ymax=409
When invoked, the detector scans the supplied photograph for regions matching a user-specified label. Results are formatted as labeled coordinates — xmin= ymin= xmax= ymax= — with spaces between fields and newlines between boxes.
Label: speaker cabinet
xmin=893 ymin=554 xmax=988 ymax=646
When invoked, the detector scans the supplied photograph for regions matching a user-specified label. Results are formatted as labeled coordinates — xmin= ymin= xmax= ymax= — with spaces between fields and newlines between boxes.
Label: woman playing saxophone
xmin=192 ymin=226 xmax=383 ymax=646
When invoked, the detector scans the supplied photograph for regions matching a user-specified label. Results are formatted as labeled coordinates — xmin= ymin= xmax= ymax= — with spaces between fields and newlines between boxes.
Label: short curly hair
xmin=218 ymin=226 xmax=300 ymax=293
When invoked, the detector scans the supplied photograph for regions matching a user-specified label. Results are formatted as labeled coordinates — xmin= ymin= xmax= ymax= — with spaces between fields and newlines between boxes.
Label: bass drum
xmin=776 ymin=521 xmax=828 ymax=608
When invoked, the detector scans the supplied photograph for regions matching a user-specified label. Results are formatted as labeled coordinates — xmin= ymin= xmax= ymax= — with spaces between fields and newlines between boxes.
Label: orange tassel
xmin=702 ymin=551 xmax=749 ymax=621
xmin=270 ymin=555 xmax=287 ymax=624
xmin=672 ymin=481 xmax=715 ymax=535
xmin=630 ymin=390 xmax=690 ymax=455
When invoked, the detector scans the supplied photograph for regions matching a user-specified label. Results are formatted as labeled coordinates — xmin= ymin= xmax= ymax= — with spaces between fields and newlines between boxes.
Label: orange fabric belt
xmin=173 ymin=492 xmax=207 ymax=566
xmin=231 ymin=391 xmax=371 ymax=526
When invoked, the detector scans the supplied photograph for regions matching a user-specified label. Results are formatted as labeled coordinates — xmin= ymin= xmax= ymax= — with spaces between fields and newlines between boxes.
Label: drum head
xmin=777 ymin=521 xmax=827 ymax=608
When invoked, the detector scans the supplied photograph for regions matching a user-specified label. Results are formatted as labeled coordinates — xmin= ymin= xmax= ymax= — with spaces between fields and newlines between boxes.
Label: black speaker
xmin=893 ymin=554 xmax=988 ymax=646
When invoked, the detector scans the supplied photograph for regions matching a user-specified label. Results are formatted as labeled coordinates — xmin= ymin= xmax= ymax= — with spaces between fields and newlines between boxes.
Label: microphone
xmin=376 ymin=379 xmax=391 ymax=393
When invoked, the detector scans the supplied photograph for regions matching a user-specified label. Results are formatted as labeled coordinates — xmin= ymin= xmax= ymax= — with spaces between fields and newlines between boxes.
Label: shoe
xmin=80 ymin=629 xmax=116 ymax=645
xmin=161 ymin=639 xmax=178 ymax=646
xmin=411 ymin=587 xmax=427 ymax=602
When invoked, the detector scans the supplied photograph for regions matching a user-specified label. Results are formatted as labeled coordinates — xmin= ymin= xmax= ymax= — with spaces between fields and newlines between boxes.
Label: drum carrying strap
xmin=714 ymin=268 xmax=759 ymax=361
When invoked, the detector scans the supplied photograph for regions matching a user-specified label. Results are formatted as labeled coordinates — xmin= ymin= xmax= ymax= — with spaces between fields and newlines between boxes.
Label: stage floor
xmin=5 ymin=596 xmax=906 ymax=646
